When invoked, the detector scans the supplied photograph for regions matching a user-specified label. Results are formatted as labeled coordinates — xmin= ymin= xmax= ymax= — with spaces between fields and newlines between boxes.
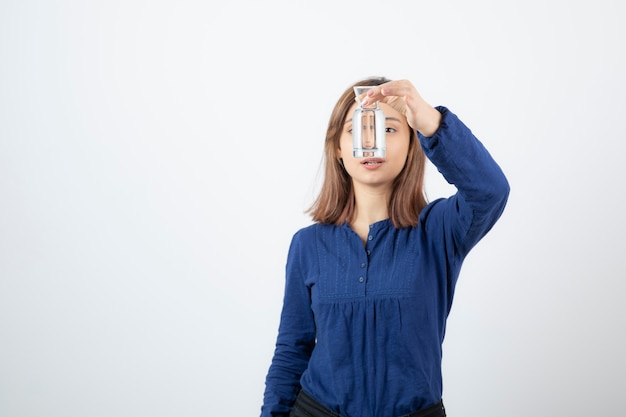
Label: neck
xmin=351 ymin=183 xmax=390 ymax=227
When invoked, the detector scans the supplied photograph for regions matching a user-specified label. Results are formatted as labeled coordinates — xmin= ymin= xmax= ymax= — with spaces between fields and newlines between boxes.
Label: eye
xmin=385 ymin=127 xmax=397 ymax=133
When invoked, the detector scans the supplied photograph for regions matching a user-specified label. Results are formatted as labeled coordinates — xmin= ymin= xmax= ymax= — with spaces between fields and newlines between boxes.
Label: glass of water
xmin=352 ymin=86 xmax=386 ymax=158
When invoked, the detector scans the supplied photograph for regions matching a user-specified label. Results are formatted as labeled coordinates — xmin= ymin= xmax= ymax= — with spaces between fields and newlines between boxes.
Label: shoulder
xmin=417 ymin=196 xmax=464 ymax=236
xmin=288 ymin=222 xmax=346 ymax=257
xmin=286 ymin=223 xmax=338 ymax=270
xmin=419 ymin=197 xmax=448 ymax=222
xmin=292 ymin=222 xmax=318 ymax=238
xmin=292 ymin=222 xmax=340 ymax=240
xmin=288 ymin=222 xmax=326 ymax=249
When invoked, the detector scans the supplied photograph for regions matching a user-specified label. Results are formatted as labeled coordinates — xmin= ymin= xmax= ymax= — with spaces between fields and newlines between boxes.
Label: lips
xmin=361 ymin=158 xmax=384 ymax=169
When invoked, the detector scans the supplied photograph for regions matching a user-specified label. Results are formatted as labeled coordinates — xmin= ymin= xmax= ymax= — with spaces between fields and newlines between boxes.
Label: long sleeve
xmin=419 ymin=106 xmax=509 ymax=258
xmin=260 ymin=231 xmax=316 ymax=417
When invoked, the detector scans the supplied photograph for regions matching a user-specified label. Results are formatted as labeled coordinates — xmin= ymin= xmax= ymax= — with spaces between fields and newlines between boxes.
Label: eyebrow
xmin=344 ymin=117 xmax=403 ymax=125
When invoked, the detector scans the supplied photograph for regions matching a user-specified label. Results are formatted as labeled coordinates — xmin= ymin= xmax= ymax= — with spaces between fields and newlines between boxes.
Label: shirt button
xmin=368 ymin=235 xmax=373 ymax=241
xmin=366 ymin=250 xmax=371 ymax=256
xmin=360 ymin=263 xmax=366 ymax=268
xmin=358 ymin=277 xmax=364 ymax=283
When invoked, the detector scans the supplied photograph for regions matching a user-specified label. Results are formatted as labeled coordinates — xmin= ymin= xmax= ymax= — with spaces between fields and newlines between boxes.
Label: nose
xmin=361 ymin=113 xmax=376 ymax=149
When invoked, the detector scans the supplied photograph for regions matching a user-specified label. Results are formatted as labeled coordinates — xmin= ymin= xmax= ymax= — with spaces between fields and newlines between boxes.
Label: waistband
xmin=292 ymin=390 xmax=446 ymax=417
xmin=292 ymin=390 xmax=341 ymax=417
xmin=401 ymin=399 xmax=446 ymax=417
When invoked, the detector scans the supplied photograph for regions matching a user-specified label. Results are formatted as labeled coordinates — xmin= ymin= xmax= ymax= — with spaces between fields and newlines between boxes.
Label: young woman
xmin=260 ymin=77 xmax=510 ymax=417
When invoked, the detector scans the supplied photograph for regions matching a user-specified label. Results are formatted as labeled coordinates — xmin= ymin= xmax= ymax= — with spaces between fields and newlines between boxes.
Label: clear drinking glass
xmin=352 ymin=86 xmax=386 ymax=158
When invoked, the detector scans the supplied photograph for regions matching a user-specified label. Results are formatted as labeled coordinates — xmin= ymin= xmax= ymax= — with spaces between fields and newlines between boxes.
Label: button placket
xmin=358 ymin=259 xmax=367 ymax=284
xmin=360 ymin=228 xmax=374 ymax=286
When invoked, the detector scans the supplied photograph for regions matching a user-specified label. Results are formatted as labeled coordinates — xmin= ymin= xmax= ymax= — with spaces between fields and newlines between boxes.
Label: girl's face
xmin=339 ymin=101 xmax=411 ymax=191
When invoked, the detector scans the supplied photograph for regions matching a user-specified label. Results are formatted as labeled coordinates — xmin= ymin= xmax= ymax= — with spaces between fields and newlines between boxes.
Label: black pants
xmin=290 ymin=390 xmax=446 ymax=417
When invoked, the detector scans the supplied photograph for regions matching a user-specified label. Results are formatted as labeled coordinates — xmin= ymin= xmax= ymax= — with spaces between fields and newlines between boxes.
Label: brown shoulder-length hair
xmin=306 ymin=76 xmax=429 ymax=229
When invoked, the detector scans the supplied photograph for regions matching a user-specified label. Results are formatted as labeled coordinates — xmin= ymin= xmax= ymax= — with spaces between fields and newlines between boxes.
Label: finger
xmin=362 ymin=87 xmax=398 ymax=106
xmin=379 ymin=81 xmax=415 ymax=99
xmin=362 ymin=80 xmax=414 ymax=105
xmin=361 ymin=86 xmax=383 ymax=106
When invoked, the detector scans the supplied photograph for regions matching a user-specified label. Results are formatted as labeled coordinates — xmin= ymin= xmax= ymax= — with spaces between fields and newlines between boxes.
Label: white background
xmin=1 ymin=1 xmax=625 ymax=416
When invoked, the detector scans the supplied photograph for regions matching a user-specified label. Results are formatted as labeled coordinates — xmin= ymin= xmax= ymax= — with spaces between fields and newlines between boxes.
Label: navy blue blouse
xmin=261 ymin=107 xmax=510 ymax=417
